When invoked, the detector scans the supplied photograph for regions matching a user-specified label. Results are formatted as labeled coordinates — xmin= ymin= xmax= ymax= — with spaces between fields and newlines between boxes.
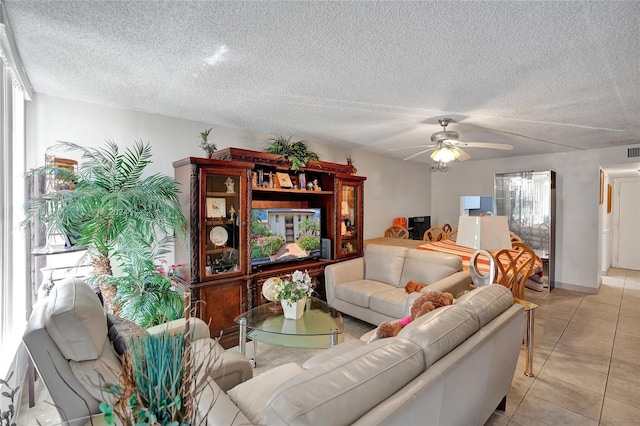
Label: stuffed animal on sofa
xmin=368 ymin=291 xmax=454 ymax=343
xmin=404 ymin=280 xmax=426 ymax=293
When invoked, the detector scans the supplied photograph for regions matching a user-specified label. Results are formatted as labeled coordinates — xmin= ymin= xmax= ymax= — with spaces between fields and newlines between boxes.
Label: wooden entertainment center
xmin=173 ymin=148 xmax=366 ymax=347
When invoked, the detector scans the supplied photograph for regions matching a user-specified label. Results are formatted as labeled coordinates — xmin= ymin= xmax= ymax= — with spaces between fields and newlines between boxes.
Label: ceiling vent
xmin=628 ymin=147 xmax=640 ymax=158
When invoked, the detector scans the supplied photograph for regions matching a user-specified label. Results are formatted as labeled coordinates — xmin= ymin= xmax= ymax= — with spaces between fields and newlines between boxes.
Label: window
xmin=0 ymin=4 xmax=33 ymax=377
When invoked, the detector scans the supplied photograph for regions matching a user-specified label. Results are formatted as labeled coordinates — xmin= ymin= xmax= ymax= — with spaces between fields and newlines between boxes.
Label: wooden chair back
xmin=442 ymin=223 xmax=453 ymax=234
xmin=447 ymin=227 xmax=458 ymax=241
xmin=493 ymin=242 xmax=536 ymax=300
xmin=510 ymin=231 xmax=523 ymax=246
xmin=422 ymin=226 xmax=445 ymax=242
xmin=384 ymin=224 xmax=410 ymax=239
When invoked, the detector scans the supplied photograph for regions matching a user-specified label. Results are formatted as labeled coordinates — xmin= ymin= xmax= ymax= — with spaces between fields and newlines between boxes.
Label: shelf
xmin=252 ymin=187 xmax=333 ymax=195
xmin=31 ymin=245 xmax=88 ymax=256
xmin=206 ymin=191 xmax=238 ymax=197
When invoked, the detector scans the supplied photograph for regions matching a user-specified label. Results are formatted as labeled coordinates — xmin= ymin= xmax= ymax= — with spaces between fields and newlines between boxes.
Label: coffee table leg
xmin=330 ymin=329 xmax=338 ymax=347
xmin=238 ymin=317 xmax=246 ymax=357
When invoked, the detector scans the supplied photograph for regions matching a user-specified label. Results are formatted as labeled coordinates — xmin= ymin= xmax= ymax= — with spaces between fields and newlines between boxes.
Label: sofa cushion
xmin=398 ymin=305 xmax=479 ymax=368
xmin=369 ymin=287 xmax=409 ymax=318
xmin=263 ymin=337 xmax=424 ymax=425
xmin=45 ymin=277 xmax=107 ymax=362
xmin=228 ymin=362 xmax=304 ymax=424
xmin=399 ymin=250 xmax=462 ymax=286
xmin=454 ymin=284 xmax=514 ymax=327
xmin=364 ymin=244 xmax=408 ymax=286
xmin=70 ymin=336 xmax=121 ymax=404
xmin=106 ymin=314 xmax=149 ymax=355
xmin=334 ymin=279 xmax=391 ymax=308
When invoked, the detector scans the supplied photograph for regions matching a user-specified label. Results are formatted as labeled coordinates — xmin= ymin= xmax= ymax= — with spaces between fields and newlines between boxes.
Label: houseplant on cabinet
xmin=24 ymin=140 xmax=187 ymax=313
xmin=264 ymin=135 xmax=319 ymax=171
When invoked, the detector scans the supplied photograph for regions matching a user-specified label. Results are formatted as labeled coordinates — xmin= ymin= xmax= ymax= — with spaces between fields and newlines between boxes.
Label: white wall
xmin=431 ymin=145 xmax=640 ymax=292
xmin=26 ymin=95 xmax=431 ymax=244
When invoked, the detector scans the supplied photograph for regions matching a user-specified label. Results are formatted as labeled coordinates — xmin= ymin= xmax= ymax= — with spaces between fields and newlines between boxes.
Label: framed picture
xmin=206 ymin=197 xmax=226 ymax=219
xmin=607 ymin=184 xmax=612 ymax=213
xmin=599 ymin=169 xmax=604 ymax=204
xmin=276 ymin=172 xmax=293 ymax=188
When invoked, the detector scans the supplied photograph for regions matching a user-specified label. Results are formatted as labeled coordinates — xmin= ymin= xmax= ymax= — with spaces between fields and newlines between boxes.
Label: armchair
xmin=23 ymin=277 xmax=252 ymax=425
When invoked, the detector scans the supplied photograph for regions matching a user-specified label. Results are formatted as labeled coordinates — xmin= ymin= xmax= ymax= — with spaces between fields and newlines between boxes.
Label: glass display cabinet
xmin=336 ymin=177 xmax=364 ymax=260
xmin=495 ymin=170 xmax=556 ymax=290
xmin=201 ymin=172 xmax=243 ymax=279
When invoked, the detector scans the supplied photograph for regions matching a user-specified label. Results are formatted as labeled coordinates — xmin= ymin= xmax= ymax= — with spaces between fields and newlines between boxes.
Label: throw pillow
xmin=106 ymin=314 xmax=148 ymax=355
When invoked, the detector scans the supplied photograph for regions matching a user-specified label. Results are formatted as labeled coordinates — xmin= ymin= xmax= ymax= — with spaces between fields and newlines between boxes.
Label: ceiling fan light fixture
xmin=431 ymin=146 xmax=459 ymax=163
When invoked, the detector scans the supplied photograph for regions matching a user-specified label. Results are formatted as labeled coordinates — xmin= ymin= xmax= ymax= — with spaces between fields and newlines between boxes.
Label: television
xmin=251 ymin=207 xmax=322 ymax=268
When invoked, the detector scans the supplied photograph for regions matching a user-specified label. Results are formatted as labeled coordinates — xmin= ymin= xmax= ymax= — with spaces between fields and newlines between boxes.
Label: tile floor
xmin=19 ymin=268 xmax=640 ymax=425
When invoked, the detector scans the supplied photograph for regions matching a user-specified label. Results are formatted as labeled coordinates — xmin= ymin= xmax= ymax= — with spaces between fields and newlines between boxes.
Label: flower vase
xmin=282 ymin=297 xmax=306 ymax=320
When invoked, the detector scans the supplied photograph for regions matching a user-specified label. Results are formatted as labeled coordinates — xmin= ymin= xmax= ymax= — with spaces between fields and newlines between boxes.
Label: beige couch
xmin=202 ymin=284 xmax=526 ymax=425
xmin=22 ymin=277 xmax=253 ymax=425
xmin=325 ymin=243 xmax=472 ymax=325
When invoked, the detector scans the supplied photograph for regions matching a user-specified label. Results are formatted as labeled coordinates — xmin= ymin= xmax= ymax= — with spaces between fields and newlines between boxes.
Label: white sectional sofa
xmin=325 ymin=243 xmax=472 ymax=325
xmin=205 ymin=285 xmax=526 ymax=425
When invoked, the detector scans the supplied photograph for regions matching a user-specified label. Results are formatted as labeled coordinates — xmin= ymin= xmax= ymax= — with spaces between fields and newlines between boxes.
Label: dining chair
xmin=384 ymin=224 xmax=409 ymax=239
xmin=442 ymin=223 xmax=452 ymax=234
xmin=492 ymin=241 xmax=538 ymax=377
xmin=510 ymin=231 xmax=523 ymax=246
xmin=422 ymin=226 xmax=445 ymax=242
xmin=447 ymin=227 xmax=458 ymax=241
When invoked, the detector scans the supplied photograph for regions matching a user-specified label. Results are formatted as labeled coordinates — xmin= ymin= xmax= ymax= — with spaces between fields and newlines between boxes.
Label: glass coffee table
xmin=234 ymin=297 xmax=343 ymax=367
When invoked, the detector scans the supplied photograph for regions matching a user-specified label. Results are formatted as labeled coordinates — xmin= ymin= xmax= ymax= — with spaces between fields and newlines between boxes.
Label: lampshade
xmin=430 ymin=147 xmax=459 ymax=163
xmin=456 ymin=216 xmax=511 ymax=250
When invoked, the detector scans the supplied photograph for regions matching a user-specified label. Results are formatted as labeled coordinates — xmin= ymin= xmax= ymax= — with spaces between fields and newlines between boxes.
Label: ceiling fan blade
xmin=388 ymin=144 xmax=436 ymax=151
xmin=403 ymin=148 xmax=434 ymax=161
xmin=453 ymin=147 xmax=471 ymax=161
xmin=453 ymin=141 xmax=513 ymax=150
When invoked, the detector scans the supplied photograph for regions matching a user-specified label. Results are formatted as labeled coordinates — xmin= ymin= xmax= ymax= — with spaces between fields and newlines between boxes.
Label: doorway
xmin=613 ymin=177 xmax=640 ymax=270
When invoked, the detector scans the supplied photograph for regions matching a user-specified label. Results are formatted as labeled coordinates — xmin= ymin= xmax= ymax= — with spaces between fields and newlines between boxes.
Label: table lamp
xmin=456 ymin=216 xmax=511 ymax=287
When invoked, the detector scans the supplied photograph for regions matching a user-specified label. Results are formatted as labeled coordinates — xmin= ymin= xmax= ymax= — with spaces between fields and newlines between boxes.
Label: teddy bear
xmin=404 ymin=280 xmax=426 ymax=293
xmin=368 ymin=290 xmax=454 ymax=343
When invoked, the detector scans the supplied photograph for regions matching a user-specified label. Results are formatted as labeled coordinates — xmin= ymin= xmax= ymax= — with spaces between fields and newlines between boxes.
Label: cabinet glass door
xmin=339 ymin=183 xmax=360 ymax=256
xmin=202 ymin=172 xmax=243 ymax=278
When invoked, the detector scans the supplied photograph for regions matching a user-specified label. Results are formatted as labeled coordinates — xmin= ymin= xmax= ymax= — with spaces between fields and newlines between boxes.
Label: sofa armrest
xmin=146 ymin=317 xmax=210 ymax=341
xmin=404 ymin=271 xmax=472 ymax=313
xmin=324 ymin=257 xmax=365 ymax=304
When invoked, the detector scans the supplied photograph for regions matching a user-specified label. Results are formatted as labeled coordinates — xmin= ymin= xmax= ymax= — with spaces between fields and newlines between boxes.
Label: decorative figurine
xmin=225 ymin=177 xmax=235 ymax=193
xmin=307 ymin=181 xmax=314 ymax=191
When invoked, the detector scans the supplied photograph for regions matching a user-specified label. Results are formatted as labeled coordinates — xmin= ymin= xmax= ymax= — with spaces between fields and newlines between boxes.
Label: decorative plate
xmin=209 ymin=226 xmax=228 ymax=246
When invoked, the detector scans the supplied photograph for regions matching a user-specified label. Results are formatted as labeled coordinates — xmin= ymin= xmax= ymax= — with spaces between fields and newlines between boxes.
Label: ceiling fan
xmin=391 ymin=118 xmax=514 ymax=162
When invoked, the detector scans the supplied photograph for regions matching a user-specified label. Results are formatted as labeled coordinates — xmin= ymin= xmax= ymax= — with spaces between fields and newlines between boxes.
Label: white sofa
xmin=325 ymin=243 xmax=472 ymax=325
xmin=202 ymin=284 xmax=526 ymax=425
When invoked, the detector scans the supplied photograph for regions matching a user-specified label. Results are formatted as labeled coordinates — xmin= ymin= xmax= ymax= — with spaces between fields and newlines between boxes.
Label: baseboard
xmin=552 ymin=281 xmax=598 ymax=294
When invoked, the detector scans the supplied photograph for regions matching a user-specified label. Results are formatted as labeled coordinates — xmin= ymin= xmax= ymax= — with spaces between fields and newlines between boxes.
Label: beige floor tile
xmin=537 ymin=354 xmax=608 ymax=395
xmin=616 ymin=320 xmax=640 ymax=339
xmin=564 ymin=318 xmax=616 ymax=341
xmin=605 ymin=374 xmax=640 ymax=410
xmin=528 ymin=374 xmax=604 ymax=421
xmin=609 ymin=357 xmax=640 ymax=386
xmin=503 ymin=372 xmax=534 ymax=417
xmin=557 ymin=329 xmax=614 ymax=357
xmin=552 ymin=342 xmax=611 ymax=375
xmin=511 ymin=393 xmax=598 ymax=426
xmin=540 ymin=295 xmax=583 ymax=314
xmin=535 ymin=304 xmax=575 ymax=322
xmin=613 ymin=332 xmax=640 ymax=354
xmin=622 ymin=280 xmax=640 ymax=292
xmin=583 ymin=286 xmax=622 ymax=307
xmin=577 ymin=298 xmax=621 ymax=316
xmin=600 ymin=396 xmax=640 ymax=426
xmin=534 ymin=316 xmax=569 ymax=343
xmin=485 ymin=412 xmax=510 ymax=426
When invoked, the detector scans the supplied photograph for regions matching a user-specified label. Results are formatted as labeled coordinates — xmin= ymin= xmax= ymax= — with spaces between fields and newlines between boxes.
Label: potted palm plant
xmin=24 ymin=140 xmax=187 ymax=313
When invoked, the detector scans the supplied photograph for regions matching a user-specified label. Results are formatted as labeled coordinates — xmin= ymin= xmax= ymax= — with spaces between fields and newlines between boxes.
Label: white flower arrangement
xmin=275 ymin=270 xmax=314 ymax=302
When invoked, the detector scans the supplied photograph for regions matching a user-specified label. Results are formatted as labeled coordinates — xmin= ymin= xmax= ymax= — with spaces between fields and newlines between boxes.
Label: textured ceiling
xmin=4 ymin=1 xmax=640 ymax=164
